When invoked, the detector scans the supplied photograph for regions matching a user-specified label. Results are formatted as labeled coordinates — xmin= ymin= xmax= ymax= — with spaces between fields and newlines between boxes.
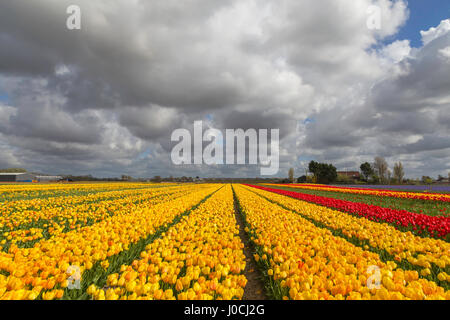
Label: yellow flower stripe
xmin=0 ymin=185 xmax=220 ymax=300
xmin=1 ymin=185 xmax=203 ymax=248
xmin=244 ymin=185 xmax=450 ymax=275
xmin=0 ymin=182 xmax=175 ymax=191
xmin=87 ymin=185 xmax=247 ymax=300
xmin=0 ymin=184 xmax=196 ymax=234
xmin=234 ymin=184 xmax=449 ymax=300
xmin=265 ymin=184 xmax=450 ymax=202
xmin=0 ymin=183 xmax=170 ymax=198
xmin=0 ymin=184 xmax=180 ymax=217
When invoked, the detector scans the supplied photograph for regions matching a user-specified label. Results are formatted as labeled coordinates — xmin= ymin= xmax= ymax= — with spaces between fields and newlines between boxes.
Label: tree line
xmin=287 ymin=157 xmax=449 ymax=185
xmin=360 ymin=157 xmax=405 ymax=184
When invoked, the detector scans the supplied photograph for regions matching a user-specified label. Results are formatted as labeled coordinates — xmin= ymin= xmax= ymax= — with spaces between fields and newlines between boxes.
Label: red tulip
xmin=245 ymin=184 xmax=450 ymax=239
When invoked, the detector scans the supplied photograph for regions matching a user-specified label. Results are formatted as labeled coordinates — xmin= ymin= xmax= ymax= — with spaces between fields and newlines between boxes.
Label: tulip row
xmin=0 ymin=184 xmax=182 ymax=218
xmin=266 ymin=184 xmax=450 ymax=202
xmin=264 ymin=185 xmax=449 ymax=218
xmin=233 ymin=184 xmax=449 ymax=300
xmin=0 ymin=183 xmax=167 ymax=201
xmin=243 ymin=185 xmax=449 ymax=288
xmin=86 ymin=185 xmax=247 ymax=300
xmin=0 ymin=185 xmax=221 ymax=300
xmin=253 ymin=185 xmax=449 ymax=240
xmin=0 ymin=183 xmax=194 ymax=231
xmin=0 ymin=185 xmax=200 ymax=251
xmin=0 ymin=185 xmax=196 ymax=243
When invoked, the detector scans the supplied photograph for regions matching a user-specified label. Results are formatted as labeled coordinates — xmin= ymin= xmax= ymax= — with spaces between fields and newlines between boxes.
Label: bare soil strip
xmin=232 ymin=185 xmax=268 ymax=300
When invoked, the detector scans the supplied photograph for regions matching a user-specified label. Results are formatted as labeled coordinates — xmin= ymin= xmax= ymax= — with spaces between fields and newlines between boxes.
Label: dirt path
xmin=232 ymin=186 xmax=268 ymax=300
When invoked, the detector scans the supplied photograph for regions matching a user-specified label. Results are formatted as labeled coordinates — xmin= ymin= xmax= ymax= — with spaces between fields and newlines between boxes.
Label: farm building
xmin=0 ymin=172 xmax=37 ymax=182
xmin=36 ymin=175 xmax=63 ymax=182
xmin=337 ymin=171 xmax=361 ymax=179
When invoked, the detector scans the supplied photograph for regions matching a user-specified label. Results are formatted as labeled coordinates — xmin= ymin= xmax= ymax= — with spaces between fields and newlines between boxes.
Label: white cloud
xmin=0 ymin=1 xmax=448 ymax=178
xmin=439 ymin=46 xmax=450 ymax=60
xmin=380 ymin=40 xmax=411 ymax=63
xmin=299 ymin=18 xmax=450 ymax=178
xmin=421 ymin=19 xmax=450 ymax=45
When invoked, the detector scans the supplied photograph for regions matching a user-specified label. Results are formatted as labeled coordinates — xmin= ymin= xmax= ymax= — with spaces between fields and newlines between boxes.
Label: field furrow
xmin=0 ymin=185 xmax=220 ymax=300
xmin=0 ymin=185 xmax=202 ymax=250
xmin=266 ymin=184 xmax=450 ymax=202
xmin=85 ymin=185 xmax=247 ymax=300
xmin=252 ymin=185 xmax=450 ymax=239
xmin=243 ymin=184 xmax=450 ymax=288
xmin=233 ymin=184 xmax=449 ymax=300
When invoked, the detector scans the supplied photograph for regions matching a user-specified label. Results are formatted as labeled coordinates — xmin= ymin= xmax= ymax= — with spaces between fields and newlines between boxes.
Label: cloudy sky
xmin=0 ymin=0 xmax=449 ymax=179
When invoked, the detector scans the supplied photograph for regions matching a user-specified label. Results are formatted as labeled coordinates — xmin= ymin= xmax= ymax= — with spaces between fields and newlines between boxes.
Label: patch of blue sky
xmin=382 ymin=0 xmax=450 ymax=48
xmin=303 ymin=118 xmax=315 ymax=125
xmin=137 ymin=148 xmax=152 ymax=160
xmin=0 ymin=92 xmax=9 ymax=104
xmin=298 ymin=155 xmax=315 ymax=163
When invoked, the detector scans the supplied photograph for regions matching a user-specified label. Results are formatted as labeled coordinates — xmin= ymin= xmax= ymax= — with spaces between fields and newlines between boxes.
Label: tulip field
xmin=0 ymin=182 xmax=449 ymax=300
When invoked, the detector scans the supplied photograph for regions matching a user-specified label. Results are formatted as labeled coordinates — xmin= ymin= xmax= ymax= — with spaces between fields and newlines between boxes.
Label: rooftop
xmin=0 ymin=172 xmax=29 ymax=175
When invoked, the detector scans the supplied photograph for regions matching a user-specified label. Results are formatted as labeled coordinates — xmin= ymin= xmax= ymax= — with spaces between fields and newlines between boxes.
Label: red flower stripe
xmin=264 ymin=184 xmax=450 ymax=202
xmin=245 ymin=184 xmax=450 ymax=239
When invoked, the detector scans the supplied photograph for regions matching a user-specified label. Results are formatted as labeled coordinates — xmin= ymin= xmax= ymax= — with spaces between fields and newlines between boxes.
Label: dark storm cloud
xmin=0 ymin=0 xmax=246 ymax=112
xmin=303 ymin=112 xmax=365 ymax=149
xmin=0 ymin=0 xmax=448 ymax=178
xmin=118 ymin=105 xmax=183 ymax=141
xmin=300 ymin=24 xmax=450 ymax=177
xmin=220 ymin=111 xmax=295 ymax=139
xmin=402 ymin=136 xmax=450 ymax=154
xmin=0 ymin=33 xmax=57 ymax=76
xmin=371 ymin=33 xmax=450 ymax=112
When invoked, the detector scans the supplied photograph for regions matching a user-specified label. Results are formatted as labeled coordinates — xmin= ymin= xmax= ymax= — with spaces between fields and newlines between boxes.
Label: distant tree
xmin=322 ymin=164 xmax=338 ymax=184
xmin=308 ymin=161 xmax=319 ymax=182
xmin=297 ymin=175 xmax=307 ymax=183
xmin=437 ymin=175 xmax=444 ymax=182
xmin=308 ymin=161 xmax=319 ymax=178
xmin=336 ymin=174 xmax=352 ymax=184
xmin=288 ymin=168 xmax=295 ymax=183
xmin=388 ymin=170 xmax=394 ymax=184
xmin=393 ymin=162 xmax=405 ymax=184
xmin=360 ymin=162 xmax=374 ymax=181
xmin=308 ymin=161 xmax=337 ymax=184
xmin=422 ymin=176 xmax=433 ymax=185
xmin=373 ymin=157 xmax=388 ymax=183
xmin=370 ymin=174 xmax=380 ymax=184
xmin=151 ymin=176 xmax=162 ymax=183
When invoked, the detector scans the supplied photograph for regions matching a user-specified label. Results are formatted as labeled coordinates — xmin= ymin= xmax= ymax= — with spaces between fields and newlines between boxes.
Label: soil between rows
xmin=232 ymin=187 xmax=268 ymax=300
